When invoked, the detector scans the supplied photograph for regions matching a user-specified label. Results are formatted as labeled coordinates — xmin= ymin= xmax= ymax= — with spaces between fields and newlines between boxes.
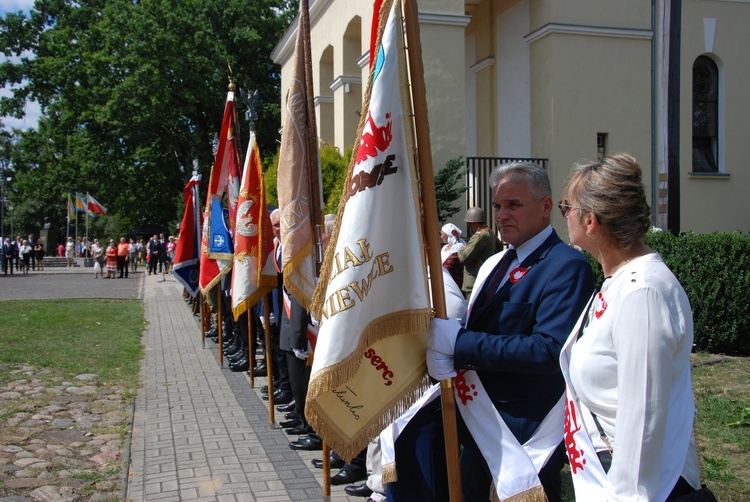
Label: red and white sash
xmin=559 ymin=309 xmax=611 ymax=499
xmin=380 ymin=374 xmax=563 ymax=501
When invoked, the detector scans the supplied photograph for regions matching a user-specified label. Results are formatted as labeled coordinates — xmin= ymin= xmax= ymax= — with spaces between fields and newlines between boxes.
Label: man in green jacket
xmin=458 ymin=206 xmax=501 ymax=298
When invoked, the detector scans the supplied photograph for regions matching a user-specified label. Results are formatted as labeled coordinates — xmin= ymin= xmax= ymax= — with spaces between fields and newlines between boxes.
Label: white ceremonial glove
xmin=310 ymin=314 xmax=319 ymax=327
xmin=428 ymin=317 xmax=461 ymax=356
xmin=269 ymin=312 xmax=276 ymax=325
xmin=259 ymin=315 xmax=265 ymax=326
xmin=426 ymin=348 xmax=456 ymax=380
xmin=293 ymin=349 xmax=308 ymax=361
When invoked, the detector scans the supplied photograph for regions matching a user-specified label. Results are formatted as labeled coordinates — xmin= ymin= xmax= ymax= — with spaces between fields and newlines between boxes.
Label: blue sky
xmin=1 ymin=0 xmax=40 ymax=131
xmin=1 ymin=0 xmax=34 ymax=16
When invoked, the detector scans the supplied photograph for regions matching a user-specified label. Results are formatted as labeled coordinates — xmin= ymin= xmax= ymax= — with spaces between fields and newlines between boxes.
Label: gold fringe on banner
xmin=282 ymin=240 xmax=315 ymax=312
xmin=307 ymin=367 xmax=431 ymax=462
xmin=491 ymin=483 xmax=548 ymax=502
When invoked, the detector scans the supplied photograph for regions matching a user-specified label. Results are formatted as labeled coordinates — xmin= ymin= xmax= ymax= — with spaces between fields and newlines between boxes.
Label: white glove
xmin=310 ymin=314 xmax=319 ymax=327
xmin=428 ymin=317 xmax=461 ymax=355
xmin=426 ymin=348 xmax=456 ymax=380
xmin=269 ymin=312 xmax=276 ymax=325
xmin=293 ymin=349 xmax=308 ymax=360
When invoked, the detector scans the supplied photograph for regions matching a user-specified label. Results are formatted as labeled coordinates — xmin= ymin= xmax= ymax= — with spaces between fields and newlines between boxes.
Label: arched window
xmin=692 ymin=56 xmax=719 ymax=172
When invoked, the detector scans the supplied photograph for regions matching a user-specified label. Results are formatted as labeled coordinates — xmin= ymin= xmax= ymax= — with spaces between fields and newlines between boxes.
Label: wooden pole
xmin=217 ymin=289 xmax=224 ymax=366
xmin=403 ymin=0 xmax=462 ymax=499
xmin=200 ymin=294 xmax=206 ymax=348
xmin=248 ymin=311 xmax=254 ymax=389
xmin=322 ymin=442 xmax=331 ymax=500
xmin=263 ymin=293 xmax=276 ymax=426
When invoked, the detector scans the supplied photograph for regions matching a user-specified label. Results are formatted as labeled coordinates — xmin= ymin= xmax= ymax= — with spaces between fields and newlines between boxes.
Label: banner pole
xmin=403 ymin=0 xmax=462 ymax=499
xmin=218 ymin=289 xmax=224 ymax=366
xmin=248 ymin=310 xmax=254 ymax=388
xmin=263 ymin=293 xmax=276 ymax=426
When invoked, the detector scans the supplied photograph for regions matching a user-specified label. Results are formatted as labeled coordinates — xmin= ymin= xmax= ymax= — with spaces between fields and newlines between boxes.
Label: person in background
xmin=116 ymin=237 xmax=130 ymax=278
xmin=65 ymin=237 xmax=76 ymax=267
xmin=129 ymin=238 xmax=138 ymax=273
xmin=559 ymin=153 xmax=700 ymax=500
xmin=165 ymin=235 xmax=176 ymax=273
xmin=440 ymin=222 xmax=466 ymax=290
xmin=3 ymin=237 xmax=14 ymax=275
xmin=147 ymin=235 xmax=162 ymax=276
xmin=105 ymin=240 xmax=118 ymax=279
xmin=91 ymin=239 xmax=103 ymax=278
xmin=34 ymin=239 xmax=45 ymax=271
xmin=19 ymin=239 xmax=32 ymax=274
xmin=27 ymin=234 xmax=37 ymax=270
xmin=457 ymin=206 xmax=500 ymax=299
xmin=14 ymin=236 xmax=22 ymax=271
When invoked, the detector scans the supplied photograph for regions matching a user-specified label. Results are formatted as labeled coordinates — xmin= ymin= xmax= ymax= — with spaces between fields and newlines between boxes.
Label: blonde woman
xmin=559 ymin=154 xmax=700 ymax=500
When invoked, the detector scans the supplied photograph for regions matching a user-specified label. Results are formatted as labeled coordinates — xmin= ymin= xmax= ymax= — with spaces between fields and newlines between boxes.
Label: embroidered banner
xmin=306 ymin=0 xmax=431 ymax=461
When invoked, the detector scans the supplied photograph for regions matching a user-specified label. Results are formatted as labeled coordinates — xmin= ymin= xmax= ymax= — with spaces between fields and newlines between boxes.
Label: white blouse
xmin=569 ymin=253 xmax=700 ymax=501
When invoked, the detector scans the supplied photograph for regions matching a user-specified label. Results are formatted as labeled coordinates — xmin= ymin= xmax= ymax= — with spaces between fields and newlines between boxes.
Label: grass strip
xmin=0 ymin=299 xmax=144 ymax=389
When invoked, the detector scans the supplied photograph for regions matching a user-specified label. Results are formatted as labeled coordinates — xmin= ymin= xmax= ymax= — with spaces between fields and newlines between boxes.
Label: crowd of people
xmin=184 ymin=154 xmax=704 ymax=502
xmin=2 ymin=232 xmax=177 ymax=279
xmin=2 ymin=234 xmax=46 ymax=275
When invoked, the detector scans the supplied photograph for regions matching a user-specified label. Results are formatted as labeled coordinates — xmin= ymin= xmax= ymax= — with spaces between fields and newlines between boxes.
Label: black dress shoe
xmin=262 ymin=391 xmax=292 ymax=404
xmin=284 ymin=412 xmax=298 ymax=420
xmin=331 ymin=468 xmax=368 ymax=486
xmin=289 ymin=435 xmax=322 ymax=451
xmin=204 ymin=327 xmax=218 ymax=338
xmin=229 ymin=358 xmax=249 ymax=372
xmin=345 ymin=483 xmax=374 ymax=498
xmin=311 ymin=456 xmax=345 ymax=470
xmin=274 ymin=392 xmax=293 ymax=405
xmin=277 ymin=401 xmax=296 ymax=412
xmin=285 ymin=424 xmax=313 ymax=435
xmin=279 ymin=418 xmax=302 ymax=429
xmin=252 ymin=364 xmax=267 ymax=377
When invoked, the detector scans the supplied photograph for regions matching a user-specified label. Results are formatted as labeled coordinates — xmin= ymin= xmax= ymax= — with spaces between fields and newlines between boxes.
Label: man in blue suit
xmin=388 ymin=162 xmax=594 ymax=501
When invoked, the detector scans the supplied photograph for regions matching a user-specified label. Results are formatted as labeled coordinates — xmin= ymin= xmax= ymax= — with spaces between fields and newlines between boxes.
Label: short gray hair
xmin=489 ymin=161 xmax=551 ymax=200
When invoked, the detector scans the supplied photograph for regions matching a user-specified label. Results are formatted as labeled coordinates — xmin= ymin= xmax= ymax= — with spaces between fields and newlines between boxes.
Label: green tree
xmin=434 ymin=156 xmax=468 ymax=223
xmin=1 ymin=0 xmax=295 ymax=242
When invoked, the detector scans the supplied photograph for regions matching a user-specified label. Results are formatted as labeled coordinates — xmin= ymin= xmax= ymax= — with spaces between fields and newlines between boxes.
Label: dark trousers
xmin=272 ymin=327 xmax=290 ymax=394
xmin=148 ymin=255 xmax=159 ymax=274
xmin=387 ymin=399 xmax=563 ymax=502
xmin=285 ymin=351 xmax=310 ymax=424
xmin=2 ymin=255 xmax=11 ymax=274
xmin=117 ymin=255 xmax=128 ymax=277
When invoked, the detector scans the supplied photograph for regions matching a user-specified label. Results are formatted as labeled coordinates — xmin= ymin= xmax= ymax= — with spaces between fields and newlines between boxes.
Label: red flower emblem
xmin=509 ymin=267 xmax=528 ymax=284
xmin=594 ymin=292 xmax=607 ymax=319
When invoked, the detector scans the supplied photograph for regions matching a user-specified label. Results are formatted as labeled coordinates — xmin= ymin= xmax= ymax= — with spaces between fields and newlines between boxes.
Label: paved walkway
xmin=126 ymin=273 xmax=361 ymax=501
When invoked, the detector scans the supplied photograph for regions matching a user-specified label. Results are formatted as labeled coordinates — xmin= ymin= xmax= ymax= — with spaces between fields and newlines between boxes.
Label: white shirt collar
xmin=511 ymin=225 xmax=553 ymax=265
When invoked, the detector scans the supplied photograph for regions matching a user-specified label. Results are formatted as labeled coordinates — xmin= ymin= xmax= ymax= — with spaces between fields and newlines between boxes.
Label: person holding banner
xmin=397 ymin=162 xmax=594 ymax=501
xmin=559 ymin=154 xmax=700 ymax=500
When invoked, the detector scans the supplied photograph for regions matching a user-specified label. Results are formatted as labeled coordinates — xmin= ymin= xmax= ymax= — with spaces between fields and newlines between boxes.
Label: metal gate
xmin=465 ymin=157 xmax=549 ymax=231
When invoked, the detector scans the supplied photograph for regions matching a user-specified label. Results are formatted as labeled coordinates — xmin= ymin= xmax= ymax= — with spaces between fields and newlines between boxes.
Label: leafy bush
xmin=583 ymin=231 xmax=750 ymax=355
xmin=647 ymin=231 xmax=750 ymax=355
xmin=263 ymin=149 xmax=279 ymax=207
xmin=434 ymin=156 xmax=469 ymax=223
xmin=263 ymin=143 xmax=350 ymax=214
xmin=320 ymin=144 xmax=352 ymax=214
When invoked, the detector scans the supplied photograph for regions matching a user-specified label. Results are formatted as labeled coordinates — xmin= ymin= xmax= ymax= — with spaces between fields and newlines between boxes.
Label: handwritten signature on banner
xmin=332 ymin=386 xmax=364 ymax=421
